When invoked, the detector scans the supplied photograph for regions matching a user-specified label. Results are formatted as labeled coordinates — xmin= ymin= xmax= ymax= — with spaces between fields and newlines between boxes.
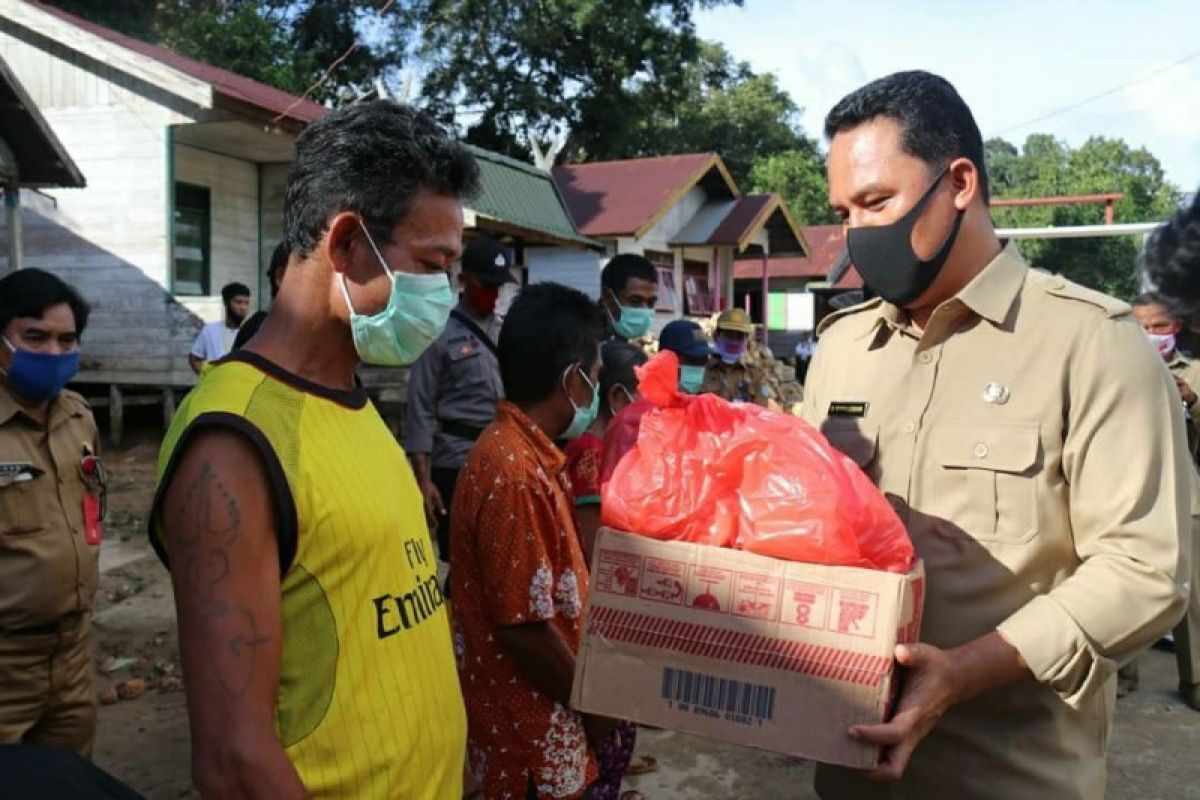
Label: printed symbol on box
xmin=596 ymin=549 xmax=642 ymax=597
xmin=733 ymin=573 xmax=781 ymax=621
xmin=782 ymin=581 xmax=829 ymax=630
xmin=832 ymin=588 xmax=878 ymax=638
xmin=687 ymin=565 xmax=732 ymax=613
xmin=641 ymin=557 xmax=687 ymax=606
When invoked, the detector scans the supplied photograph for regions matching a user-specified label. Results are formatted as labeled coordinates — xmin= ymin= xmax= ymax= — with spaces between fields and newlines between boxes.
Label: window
xmin=644 ymin=250 xmax=678 ymax=312
xmin=173 ymin=183 xmax=210 ymax=296
xmin=683 ymin=260 xmax=716 ymax=315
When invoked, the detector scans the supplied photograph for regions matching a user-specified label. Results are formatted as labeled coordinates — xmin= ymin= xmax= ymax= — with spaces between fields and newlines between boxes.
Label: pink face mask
xmin=1148 ymin=332 xmax=1176 ymax=358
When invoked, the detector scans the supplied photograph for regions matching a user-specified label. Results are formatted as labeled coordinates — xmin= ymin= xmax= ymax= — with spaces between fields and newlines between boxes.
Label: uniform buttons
xmin=918 ymin=352 xmax=933 ymax=365
xmin=903 ymin=422 xmax=916 ymax=434
xmin=973 ymin=443 xmax=989 ymax=459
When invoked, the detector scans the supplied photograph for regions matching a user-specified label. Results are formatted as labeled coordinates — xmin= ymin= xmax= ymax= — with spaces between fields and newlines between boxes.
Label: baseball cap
xmin=461 ymin=236 xmax=517 ymax=286
xmin=660 ymin=319 xmax=713 ymax=359
xmin=716 ymin=308 xmax=754 ymax=334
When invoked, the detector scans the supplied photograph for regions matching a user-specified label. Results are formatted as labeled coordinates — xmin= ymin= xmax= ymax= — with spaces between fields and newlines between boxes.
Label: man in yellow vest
xmin=150 ymin=101 xmax=479 ymax=799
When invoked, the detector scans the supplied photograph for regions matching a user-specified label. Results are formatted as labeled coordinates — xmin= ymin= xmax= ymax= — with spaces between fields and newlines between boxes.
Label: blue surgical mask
xmin=562 ymin=364 xmax=600 ymax=440
xmin=607 ymin=290 xmax=654 ymax=340
xmin=2 ymin=337 xmax=79 ymax=403
xmin=715 ymin=335 xmax=746 ymax=365
xmin=679 ymin=365 xmax=706 ymax=394
xmin=339 ymin=221 xmax=454 ymax=366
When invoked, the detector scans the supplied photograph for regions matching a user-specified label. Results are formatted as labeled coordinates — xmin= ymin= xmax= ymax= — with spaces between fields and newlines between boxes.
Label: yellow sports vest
xmin=151 ymin=352 xmax=465 ymax=798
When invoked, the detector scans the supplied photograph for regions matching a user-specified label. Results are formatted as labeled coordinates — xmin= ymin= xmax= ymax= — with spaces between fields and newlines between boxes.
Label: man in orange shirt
xmin=451 ymin=282 xmax=608 ymax=800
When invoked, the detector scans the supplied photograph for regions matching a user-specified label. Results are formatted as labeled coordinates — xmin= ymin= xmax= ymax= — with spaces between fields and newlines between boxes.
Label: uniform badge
xmin=983 ymin=383 xmax=1010 ymax=405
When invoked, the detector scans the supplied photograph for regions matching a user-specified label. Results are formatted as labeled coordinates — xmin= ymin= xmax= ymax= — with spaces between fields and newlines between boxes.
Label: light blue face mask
xmin=679 ymin=364 xmax=706 ymax=395
xmin=607 ymin=289 xmax=655 ymax=340
xmin=562 ymin=364 xmax=600 ymax=440
xmin=340 ymin=221 xmax=454 ymax=366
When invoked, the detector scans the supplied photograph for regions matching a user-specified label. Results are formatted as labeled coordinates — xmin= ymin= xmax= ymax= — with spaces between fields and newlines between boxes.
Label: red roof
xmin=553 ymin=153 xmax=732 ymax=237
xmin=709 ymin=195 xmax=772 ymax=245
xmin=33 ymin=2 xmax=328 ymax=124
xmin=734 ymin=224 xmax=862 ymax=288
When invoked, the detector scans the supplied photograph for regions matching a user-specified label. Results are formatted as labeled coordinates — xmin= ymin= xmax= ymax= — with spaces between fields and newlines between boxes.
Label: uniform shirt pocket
xmin=0 ymin=475 xmax=48 ymax=537
xmin=821 ymin=418 xmax=880 ymax=470
xmin=931 ymin=420 xmax=1041 ymax=544
xmin=447 ymin=337 xmax=484 ymax=381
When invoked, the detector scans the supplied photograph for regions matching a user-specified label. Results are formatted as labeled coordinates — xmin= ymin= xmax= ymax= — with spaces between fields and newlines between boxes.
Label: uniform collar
xmin=455 ymin=297 xmax=494 ymax=326
xmin=496 ymin=400 xmax=567 ymax=475
xmin=0 ymin=382 xmax=17 ymax=425
xmin=954 ymin=241 xmax=1028 ymax=326
xmin=866 ymin=240 xmax=1027 ymax=338
xmin=0 ymin=380 xmax=81 ymax=430
xmin=1167 ymin=351 xmax=1189 ymax=370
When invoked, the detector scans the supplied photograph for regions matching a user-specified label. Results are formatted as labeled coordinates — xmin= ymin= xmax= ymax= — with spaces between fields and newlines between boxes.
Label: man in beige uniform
xmin=804 ymin=71 xmax=1190 ymax=800
xmin=701 ymin=308 xmax=770 ymax=405
xmin=1130 ymin=292 xmax=1200 ymax=708
xmin=0 ymin=268 xmax=102 ymax=756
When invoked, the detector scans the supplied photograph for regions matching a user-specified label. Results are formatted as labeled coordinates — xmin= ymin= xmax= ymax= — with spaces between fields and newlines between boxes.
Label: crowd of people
xmin=2 ymin=67 xmax=1200 ymax=800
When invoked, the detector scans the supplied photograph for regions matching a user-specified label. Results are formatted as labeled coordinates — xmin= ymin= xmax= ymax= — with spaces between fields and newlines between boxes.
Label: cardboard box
xmin=571 ymin=528 xmax=924 ymax=769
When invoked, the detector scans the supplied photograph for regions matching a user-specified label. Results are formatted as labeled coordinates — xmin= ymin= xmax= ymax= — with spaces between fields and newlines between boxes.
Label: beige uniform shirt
xmin=0 ymin=384 xmax=100 ymax=630
xmin=802 ymin=244 xmax=1190 ymax=800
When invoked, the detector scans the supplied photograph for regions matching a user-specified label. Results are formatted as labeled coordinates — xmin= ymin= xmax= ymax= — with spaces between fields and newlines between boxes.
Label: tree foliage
xmin=44 ymin=1 xmax=407 ymax=105
xmin=986 ymin=135 xmax=1181 ymax=299
xmin=749 ymin=148 xmax=836 ymax=226
xmin=411 ymin=0 xmax=741 ymax=163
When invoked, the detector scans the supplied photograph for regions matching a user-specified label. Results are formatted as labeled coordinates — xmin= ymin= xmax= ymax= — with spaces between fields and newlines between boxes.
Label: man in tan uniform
xmin=804 ymin=71 xmax=1190 ymax=800
xmin=0 ymin=268 xmax=102 ymax=756
xmin=1130 ymin=292 xmax=1200 ymax=709
xmin=700 ymin=308 xmax=770 ymax=405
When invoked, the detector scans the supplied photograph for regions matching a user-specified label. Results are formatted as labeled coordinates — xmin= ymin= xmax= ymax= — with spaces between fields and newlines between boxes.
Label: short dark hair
xmin=1132 ymin=291 xmax=1170 ymax=309
xmin=824 ymin=70 xmax=990 ymax=202
xmin=499 ymin=283 xmax=605 ymax=403
xmin=221 ymin=282 xmax=251 ymax=304
xmin=284 ymin=100 xmax=481 ymax=257
xmin=600 ymin=340 xmax=647 ymax=399
xmin=0 ymin=268 xmax=91 ymax=336
xmin=601 ymin=254 xmax=658 ymax=296
xmin=1142 ymin=193 xmax=1200 ymax=319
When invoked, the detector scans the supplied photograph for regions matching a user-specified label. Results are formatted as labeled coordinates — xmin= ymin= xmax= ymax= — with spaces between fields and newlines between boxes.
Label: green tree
xmin=626 ymin=42 xmax=810 ymax=185
xmin=986 ymin=135 xmax=1181 ymax=299
xmin=411 ymin=0 xmax=741 ymax=162
xmin=43 ymin=1 xmax=407 ymax=104
xmin=748 ymin=147 xmax=835 ymax=226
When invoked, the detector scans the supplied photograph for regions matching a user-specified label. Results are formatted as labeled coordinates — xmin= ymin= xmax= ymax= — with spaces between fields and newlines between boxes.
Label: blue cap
xmin=660 ymin=319 xmax=713 ymax=359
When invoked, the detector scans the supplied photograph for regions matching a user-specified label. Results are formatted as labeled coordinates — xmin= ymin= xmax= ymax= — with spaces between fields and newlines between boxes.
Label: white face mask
xmin=1148 ymin=332 xmax=1176 ymax=359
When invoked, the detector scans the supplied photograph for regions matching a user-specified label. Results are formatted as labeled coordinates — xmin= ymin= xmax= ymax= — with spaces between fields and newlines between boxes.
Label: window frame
xmin=172 ymin=182 xmax=211 ymax=297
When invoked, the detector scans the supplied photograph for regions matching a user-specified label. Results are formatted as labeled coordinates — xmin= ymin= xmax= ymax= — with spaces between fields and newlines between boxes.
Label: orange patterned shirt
xmin=450 ymin=401 xmax=597 ymax=800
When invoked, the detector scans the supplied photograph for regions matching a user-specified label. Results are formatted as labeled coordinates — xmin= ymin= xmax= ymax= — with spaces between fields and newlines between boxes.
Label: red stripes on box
xmin=587 ymin=605 xmax=892 ymax=687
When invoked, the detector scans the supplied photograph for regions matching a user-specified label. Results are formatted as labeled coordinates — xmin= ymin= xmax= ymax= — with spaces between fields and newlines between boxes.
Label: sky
xmin=695 ymin=0 xmax=1200 ymax=192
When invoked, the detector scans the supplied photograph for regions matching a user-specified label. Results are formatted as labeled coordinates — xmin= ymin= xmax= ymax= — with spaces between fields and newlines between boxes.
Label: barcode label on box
xmin=660 ymin=666 xmax=776 ymax=726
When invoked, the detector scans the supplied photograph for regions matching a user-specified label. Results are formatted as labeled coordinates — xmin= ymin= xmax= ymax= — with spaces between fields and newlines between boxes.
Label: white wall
xmin=0 ymin=23 xmax=201 ymax=385
xmin=174 ymin=144 xmax=260 ymax=322
xmin=526 ymin=247 xmax=605 ymax=298
xmin=258 ymin=162 xmax=288 ymax=309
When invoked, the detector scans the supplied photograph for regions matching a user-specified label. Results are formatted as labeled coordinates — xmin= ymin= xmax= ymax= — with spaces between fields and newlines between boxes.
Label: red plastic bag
xmin=601 ymin=351 xmax=914 ymax=573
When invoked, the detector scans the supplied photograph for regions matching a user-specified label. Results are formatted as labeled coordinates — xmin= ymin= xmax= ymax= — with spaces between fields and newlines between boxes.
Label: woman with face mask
xmin=562 ymin=339 xmax=655 ymax=799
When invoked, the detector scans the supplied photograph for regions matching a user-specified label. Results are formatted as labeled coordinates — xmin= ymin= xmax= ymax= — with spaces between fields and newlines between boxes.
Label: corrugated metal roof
xmin=32 ymin=2 xmax=328 ymax=124
xmin=554 ymin=153 xmax=733 ymax=237
xmin=0 ymin=55 xmax=83 ymax=187
xmin=468 ymin=146 xmax=599 ymax=248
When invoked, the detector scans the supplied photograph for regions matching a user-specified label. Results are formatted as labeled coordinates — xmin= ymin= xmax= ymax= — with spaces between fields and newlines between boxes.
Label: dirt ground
xmin=89 ymin=431 xmax=1200 ymax=799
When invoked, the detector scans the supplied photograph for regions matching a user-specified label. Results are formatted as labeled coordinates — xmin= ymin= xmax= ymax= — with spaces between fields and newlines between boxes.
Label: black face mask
xmin=845 ymin=167 xmax=965 ymax=307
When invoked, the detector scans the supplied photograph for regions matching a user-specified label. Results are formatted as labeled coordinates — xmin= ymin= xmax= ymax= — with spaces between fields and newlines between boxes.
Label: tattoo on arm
xmin=174 ymin=462 xmax=273 ymax=697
